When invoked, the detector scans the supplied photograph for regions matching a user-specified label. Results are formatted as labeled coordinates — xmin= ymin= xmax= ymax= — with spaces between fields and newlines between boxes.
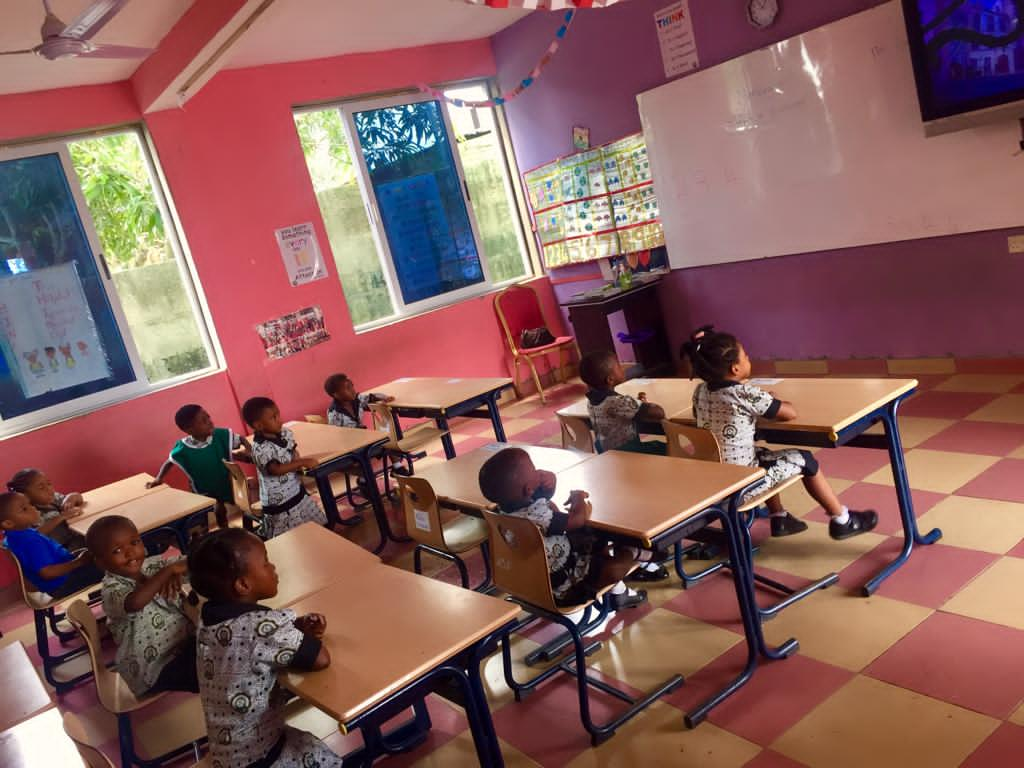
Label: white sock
xmin=833 ymin=506 xmax=850 ymax=525
xmin=609 ymin=581 xmax=627 ymax=595
xmin=564 ymin=607 xmax=587 ymax=624
xmin=769 ymin=508 xmax=789 ymax=518
xmin=640 ymin=561 xmax=662 ymax=573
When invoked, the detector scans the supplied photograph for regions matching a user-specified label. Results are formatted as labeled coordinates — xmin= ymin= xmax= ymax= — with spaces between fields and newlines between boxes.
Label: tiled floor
xmin=6 ymin=372 xmax=1024 ymax=767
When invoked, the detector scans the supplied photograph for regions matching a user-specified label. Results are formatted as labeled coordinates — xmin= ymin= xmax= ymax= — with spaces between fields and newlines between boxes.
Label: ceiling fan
xmin=0 ymin=0 xmax=153 ymax=60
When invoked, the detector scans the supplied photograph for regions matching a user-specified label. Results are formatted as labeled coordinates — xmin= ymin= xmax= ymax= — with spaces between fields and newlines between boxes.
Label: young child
xmin=479 ymin=447 xmax=657 ymax=608
xmin=681 ymin=326 xmax=878 ymax=539
xmin=242 ymin=397 xmax=327 ymax=538
xmin=85 ymin=515 xmax=198 ymax=697
xmin=0 ymin=491 xmax=102 ymax=598
xmin=148 ymin=404 xmax=252 ymax=530
xmin=579 ymin=350 xmax=667 ymax=455
xmin=323 ymin=373 xmax=393 ymax=429
xmin=7 ymin=468 xmax=87 ymax=550
xmin=188 ymin=528 xmax=339 ymax=767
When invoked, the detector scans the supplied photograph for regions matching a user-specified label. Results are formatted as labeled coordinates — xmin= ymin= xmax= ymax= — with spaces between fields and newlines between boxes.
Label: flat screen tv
xmin=903 ymin=0 xmax=1024 ymax=135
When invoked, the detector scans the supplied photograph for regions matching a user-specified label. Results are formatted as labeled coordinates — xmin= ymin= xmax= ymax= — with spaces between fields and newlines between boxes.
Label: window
xmin=0 ymin=129 xmax=216 ymax=436
xmin=295 ymin=81 xmax=531 ymax=329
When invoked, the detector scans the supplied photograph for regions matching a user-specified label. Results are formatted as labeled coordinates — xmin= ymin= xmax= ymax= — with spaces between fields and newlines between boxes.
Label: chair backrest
xmin=304 ymin=414 xmax=326 ymax=424
xmin=558 ymin=414 xmax=595 ymax=453
xmin=662 ymin=420 xmax=722 ymax=463
xmin=367 ymin=402 xmax=400 ymax=447
xmin=66 ymin=600 xmax=146 ymax=714
xmin=63 ymin=711 xmax=116 ymax=768
xmin=222 ymin=460 xmax=255 ymax=515
xmin=1 ymin=546 xmax=49 ymax=610
xmin=482 ymin=509 xmax=558 ymax=612
xmin=494 ymin=283 xmax=550 ymax=355
xmin=397 ymin=476 xmax=448 ymax=550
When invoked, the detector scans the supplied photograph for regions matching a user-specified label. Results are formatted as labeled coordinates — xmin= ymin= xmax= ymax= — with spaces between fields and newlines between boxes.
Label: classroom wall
xmin=493 ymin=0 xmax=1024 ymax=360
xmin=0 ymin=40 xmax=565 ymax=497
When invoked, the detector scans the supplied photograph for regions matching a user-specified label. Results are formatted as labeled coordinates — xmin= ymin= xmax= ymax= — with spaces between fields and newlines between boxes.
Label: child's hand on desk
xmin=146 ymin=479 xmax=164 ymax=489
xmin=381 ymin=395 xmax=395 ymax=403
xmin=61 ymin=506 xmax=84 ymax=521
xmin=565 ymin=490 xmax=591 ymax=520
xmin=298 ymin=457 xmax=320 ymax=471
xmin=637 ymin=392 xmax=648 ymax=403
xmin=295 ymin=613 xmax=327 ymax=638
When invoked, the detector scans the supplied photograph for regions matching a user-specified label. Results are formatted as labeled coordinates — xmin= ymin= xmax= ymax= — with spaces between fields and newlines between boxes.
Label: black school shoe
xmin=608 ymin=589 xmax=648 ymax=610
xmin=627 ymin=563 xmax=670 ymax=582
xmin=770 ymin=513 xmax=809 ymax=537
xmin=829 ymin=509 xmax=879 ymax=540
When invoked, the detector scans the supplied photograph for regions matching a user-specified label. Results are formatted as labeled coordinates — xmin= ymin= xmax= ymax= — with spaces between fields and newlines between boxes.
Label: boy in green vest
xmin=148 ymin=405 xmax=252 ymax=529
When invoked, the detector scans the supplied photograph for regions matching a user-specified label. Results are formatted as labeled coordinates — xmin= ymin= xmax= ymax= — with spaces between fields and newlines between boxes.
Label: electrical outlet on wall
xmin=1008 ymin=235 xmax=1024 ymax=254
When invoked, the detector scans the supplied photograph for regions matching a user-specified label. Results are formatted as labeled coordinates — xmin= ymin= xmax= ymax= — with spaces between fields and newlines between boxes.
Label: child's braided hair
xmin=679 ymin=325 xmax=742 ymax=383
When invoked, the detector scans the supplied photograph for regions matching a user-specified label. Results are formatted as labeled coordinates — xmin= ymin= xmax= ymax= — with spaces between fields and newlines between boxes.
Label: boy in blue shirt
xmin=0 ymin=491 xmax=102 ymax=598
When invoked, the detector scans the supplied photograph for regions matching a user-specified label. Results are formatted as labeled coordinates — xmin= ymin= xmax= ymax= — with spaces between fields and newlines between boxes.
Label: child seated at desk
xmin=479 ymin=447 xmax=658 ymax=609
xmin=324 ymin=373 xmax=393 ymax=428
xmin=681 ymin=326 xmax=878 ymax=539
xmin=7 ymin=468 xmax=86 ymax=550
xmin=85 ymin=515 xmax=199 ymax=697
xmin=242 ymin=397 xmax=327 ymax=539
xmin=148 ymin=404 xmax=253 ymax=530
xmin=188 ymin=528 xmax=339 ymax=768
xmin=580 ymin=350 xmax=667 ymax=455
xmin=0 ymin=491 xmax=102 ymax=598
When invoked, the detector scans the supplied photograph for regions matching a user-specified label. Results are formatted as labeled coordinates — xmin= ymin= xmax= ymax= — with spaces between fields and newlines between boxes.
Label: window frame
xmin=0 ymin=126 xmax=221 ymax=439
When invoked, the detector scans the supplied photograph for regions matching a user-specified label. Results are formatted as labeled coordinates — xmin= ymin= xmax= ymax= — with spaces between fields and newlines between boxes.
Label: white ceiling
xmin=0 ymin=0 xmax=195 ymax=96
xmin=224 ymin=0 xmax=530 ymax=70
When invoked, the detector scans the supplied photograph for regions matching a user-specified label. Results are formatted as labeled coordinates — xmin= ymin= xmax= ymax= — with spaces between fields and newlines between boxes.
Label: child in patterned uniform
xmin=7 ymin=468 xmax=87 ymax=550
xmin=188 ymin=528 xmax=339 ymax=768
xmin=242 ymin=397 xmax=327 ymax=539
xmin=681 ymin=326 xmax=878 ymax=539
xmin=323 ymin=373 xmax=393 ymax=429
xmin=86 ymin=516 xmax=199 ymax=696
xmin=579 ymin=350 xmax=668 ymax=455
xmin=479 ymin=447 xmax=650 ymax=610
xmin=149 ymin=404 xmax=253 ymax=530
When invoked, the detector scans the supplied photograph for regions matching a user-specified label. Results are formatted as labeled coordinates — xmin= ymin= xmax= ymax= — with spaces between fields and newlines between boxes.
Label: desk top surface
xmin=71 ymin=485 xmax=213 ymax=536
xmin=0 ymin=643 xmax=51 ymax=733
xmin=264 ymin=523 xmax=379 ymax=609
xmin=254 ymin=422 xmax=387 ymax=465
xmin=368 ymin=377 xmax=512 ymax=411
xmin=413 ymin=443 xmax=591 ymax=511
xmin=280 ymin=566 xmax=518 ymax=723
xmin=80 ymin=473 xmax=159 ymax=516
xmin=555 ymin=451 xmax=764 ymax=541
xmin=0 ymin=709 xmax=81 ymax=768
xmin=559 ymin=275 xmax=663 ymax=308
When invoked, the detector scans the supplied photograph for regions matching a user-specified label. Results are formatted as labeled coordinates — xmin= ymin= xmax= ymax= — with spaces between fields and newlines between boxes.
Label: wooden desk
xmin=414 ymin=443 xmax=591 ymax=513
xmin=0 ymin=709 xmax=81 ymax=768
xmin=70 ymin=486 xmax=213 ymax=550
xmin=0 ymin=643 xmax=52 ymax=732
xmin=80 ymin=473 xmax=159 ymax=516
xmin=370 ymin=377 xmax=513 ymax=459
xmin=556 ymin=378 xmax=697 ymax=422
xmin=265 ymin=522 xmax=379 ymax=609
xmin=282 ymin=568 xmax=518 ymax=765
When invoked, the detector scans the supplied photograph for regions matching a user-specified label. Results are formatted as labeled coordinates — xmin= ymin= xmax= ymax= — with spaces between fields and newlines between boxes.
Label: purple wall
xmin=493 ymin=0 xmax=1024 ymax=360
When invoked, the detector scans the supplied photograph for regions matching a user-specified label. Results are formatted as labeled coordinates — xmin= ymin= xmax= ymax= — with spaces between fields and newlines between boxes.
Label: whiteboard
xmin=637 ymin=1 xmax=1024 ymax=269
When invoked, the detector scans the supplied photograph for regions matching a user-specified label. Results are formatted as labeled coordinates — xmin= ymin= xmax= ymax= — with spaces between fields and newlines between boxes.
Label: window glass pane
xmin=0 ymin=151 xmax=135 ymax=420
xmin=294 ymin=109 xmax=394 ymax=326
xmin=353 ymin=100 xmax=484 ymax=305
xmin=68 ymin=132 xmax=210 ymax=382
xmin=445 ymin=85 xmax=529 ymax=284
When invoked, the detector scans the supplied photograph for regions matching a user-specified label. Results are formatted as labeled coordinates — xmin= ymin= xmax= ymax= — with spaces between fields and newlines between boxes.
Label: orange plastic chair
xmin=494 ymin=283 xmax=580 ymax=404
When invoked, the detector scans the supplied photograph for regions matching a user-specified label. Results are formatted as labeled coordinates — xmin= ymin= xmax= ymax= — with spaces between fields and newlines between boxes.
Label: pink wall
xmin=493 ymin=0 xmax=1024 ymax=360
xmin=0 ymin=39 xmax=564 ymax=500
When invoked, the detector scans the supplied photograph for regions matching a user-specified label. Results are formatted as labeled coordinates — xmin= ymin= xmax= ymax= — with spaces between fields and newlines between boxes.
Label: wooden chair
xmin=494 ymin=283 xmax=580 ymax=404
xmin=557 ymin=413 xmax=595 ymax=453
xmin=368 ymin=402 xmax=448 ymax=492
xmin=66 ymin=600 xmax=207 ymax=768
xmin=397 ymin=476 xmax=491 ymax=591
xmin=223 ymin=460 xmax=264 ymax=536
xmin=482 ymin=510 xmax=682 ymax=746
xmin=1 ymin=548 xmax=95 ymax=692
xmin=63 ymin=712 xmax=116 ymax=768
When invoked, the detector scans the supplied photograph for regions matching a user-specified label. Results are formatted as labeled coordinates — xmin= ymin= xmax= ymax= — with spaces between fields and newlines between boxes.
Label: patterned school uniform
xmin=251 ymin=428 xmax=326 ymax=539
xmin=326 ymin=392 xmax=387 ymax=429
xmin=168 ymin=428 xmax=243 ymax=504
xmin=102 ymin=556 xmax=197 ymax=697
xmin=33 ymin=491 xmax=86 ymax=550
xmin=692 ymin=381 xmax=819 ymax=504
xmin=586 ymin=389 xmax=665 ymax=454
xmin=197 ymin=602 xmax=342 ymax=768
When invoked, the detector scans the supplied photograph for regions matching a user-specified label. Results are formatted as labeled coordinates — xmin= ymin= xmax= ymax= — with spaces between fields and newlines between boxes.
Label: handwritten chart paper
xmin=275 ymin=223 xmax=327 ymax=287
xmin=655 ymin=1 xmax=699 ymax=79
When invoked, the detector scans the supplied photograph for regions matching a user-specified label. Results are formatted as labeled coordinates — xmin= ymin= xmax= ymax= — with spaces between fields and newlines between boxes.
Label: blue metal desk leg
xmin=861 ymin=399 xmax=942 ymax=596
xmin=354 ymin=450 xmax=392 ymax=554
xmin=467 ymin=640 xmax=505 ymax=767
xmin=436 ymin=414 xmax=456 ymax=459
xmin=487 ymin=393 xmax=508 ymax=443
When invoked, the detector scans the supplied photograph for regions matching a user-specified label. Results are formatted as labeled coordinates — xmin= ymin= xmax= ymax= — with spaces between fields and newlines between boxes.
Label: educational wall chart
xmin=0 ymin=263 xmax=111 ymax=398
xmin=523 ymin=132 xmax=665 ymax=269
xmin=274 ymin=222 xmax=327 ymax=287
xmin=654 ymin=0 xmax=699 ymax=79
xmin=255 ymin=306 xmax=329 ymax=360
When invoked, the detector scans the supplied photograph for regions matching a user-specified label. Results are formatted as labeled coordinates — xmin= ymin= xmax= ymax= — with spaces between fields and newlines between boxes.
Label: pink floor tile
xmin=839 ymin=540 xmax=997 ymax=608
xmin=803 ymin=483 xmax=946 ymax=536
xmin=899 ymin=391 xmax=999 ymax=420
xmin=1006 ymin=538 xmax=1024 ymax=558
xmin=814 ymin=447 xmax=894 ymax=482
xmin=1013 ymin=381 xmax=1024 ymax=395
xmin=668 ymin=643 xmax=853 ymax=746
xmin=865 ymin=612 xmax=1024 ymax=718
xmin=362 ymin=697 xmax=469 ymax=768
xmin=955 ymin=459 xmax=1024 ymax=503
xmin=918 ymin=421 xmax=1024 ymax=457
xmin=961 ymin=722 xmax=1024 ymax=768
xmin=744 ymin=750 xmax=810 ymax=768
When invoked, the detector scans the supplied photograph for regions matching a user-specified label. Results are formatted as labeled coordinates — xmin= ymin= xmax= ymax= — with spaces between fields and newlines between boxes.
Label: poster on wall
xmin=274 ymin=223 xmax=327 ymax=287
xmin=655 ymin=1 xmax=699 ymax=79
xmin=0 ymin=263 xmax=111 ymax=398
xmin=256 ymin=306 xmax=329 ymax=360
